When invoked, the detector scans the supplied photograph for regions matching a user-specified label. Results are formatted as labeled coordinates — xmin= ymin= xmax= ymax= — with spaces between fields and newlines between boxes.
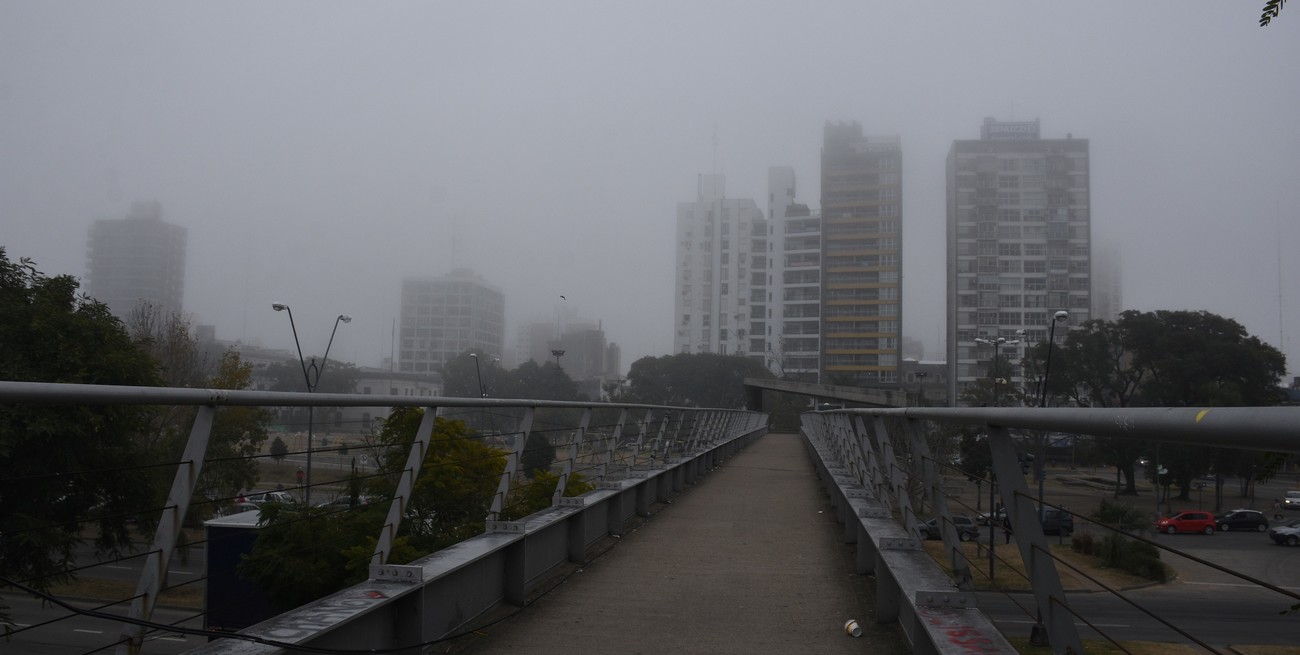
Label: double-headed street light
xmin=272 ymin=302 xmax=351 ymax=505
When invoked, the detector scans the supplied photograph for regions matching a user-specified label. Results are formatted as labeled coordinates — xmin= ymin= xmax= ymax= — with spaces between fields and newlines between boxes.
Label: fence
xmin=801 ymin=405 xmax=1300 ymax=655
xmin=0 ymin=380 xmax=767 ymax=654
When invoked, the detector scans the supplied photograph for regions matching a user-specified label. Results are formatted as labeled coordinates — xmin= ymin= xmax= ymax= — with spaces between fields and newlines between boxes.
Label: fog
xmin=3 ymin=2 xmax=1298 ymax=377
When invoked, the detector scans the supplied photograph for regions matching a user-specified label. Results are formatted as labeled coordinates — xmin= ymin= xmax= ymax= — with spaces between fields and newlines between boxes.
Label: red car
xmin=1156 ymin=511 xmax=1216 ymax=535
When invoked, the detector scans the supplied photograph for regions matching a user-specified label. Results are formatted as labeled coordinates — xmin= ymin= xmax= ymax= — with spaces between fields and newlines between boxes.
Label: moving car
xmin=1214 ymin=509 xmax=1269 ymax=532
xmin=918 ymin=515 xmax=980 ymax=542
xmin=1156 ymin=511 xmax=1216 ymax=535
xmin=1283 ymin=490 xmax=1300 ymax=511
xmin=1268 ymin=518 xmax=1300 ymax=546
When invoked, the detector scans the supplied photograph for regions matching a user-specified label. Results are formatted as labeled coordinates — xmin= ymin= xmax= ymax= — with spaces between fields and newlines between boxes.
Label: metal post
xmin=118 ymin=406 xmax=216 ymax=654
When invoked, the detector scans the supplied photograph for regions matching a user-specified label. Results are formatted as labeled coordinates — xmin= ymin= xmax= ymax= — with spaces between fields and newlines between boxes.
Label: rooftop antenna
xmin=1277 ymin=201 xmax=1288 ymax=365
xmin=712 ymin=123 xmax=719 ymax=176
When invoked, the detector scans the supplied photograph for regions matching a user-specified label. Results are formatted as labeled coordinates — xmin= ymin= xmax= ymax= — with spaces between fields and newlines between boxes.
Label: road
xmin=2 ymin=593 xmax=204 ymax=655
xmin=979 ymin=522 xmax=1300 ymax=647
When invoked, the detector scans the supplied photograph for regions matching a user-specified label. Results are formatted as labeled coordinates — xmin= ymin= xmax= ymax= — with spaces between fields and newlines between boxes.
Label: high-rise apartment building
xmin=764 ymin=166 xmax=821 ymax=381
xmin=398 ymin=269 xmax=504 ymax=374
xmin=85 ymin=201 xmax=187 ymax=320
xmin=820 ymin=123 xmax=903 ymax=387
xmin=674 ymin=174 xmax=765 ymax=357
xmin=946 ymin=117 xmax=1091 ymax=405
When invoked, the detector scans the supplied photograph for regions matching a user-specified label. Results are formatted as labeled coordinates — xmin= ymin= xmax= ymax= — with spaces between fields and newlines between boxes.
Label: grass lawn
xmin=923 ymin=540 xmax=1159 ymax=593
xmin=48 ymin=576 xmax=204 ymax=610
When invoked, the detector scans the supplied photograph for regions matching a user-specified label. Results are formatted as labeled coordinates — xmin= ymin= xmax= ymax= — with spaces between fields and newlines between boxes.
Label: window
xmin=998 ymin=243 xmax=1021 ymax=256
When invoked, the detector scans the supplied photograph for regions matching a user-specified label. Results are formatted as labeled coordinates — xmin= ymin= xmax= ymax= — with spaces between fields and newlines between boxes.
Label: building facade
xmin=820 ymin=123 xmax=903 ymax=387
xmin=763 ymin=166 xmax=822 ymax=381
xmin=85 ymin=201 xmax=187 ymax=320
xmin=946 ymin=118 xmax=1091 ymax=405
xmin=398 ymin=269 xmax=505 ymax=374
xmin=674 ymin=174 xmax=765 ymax=357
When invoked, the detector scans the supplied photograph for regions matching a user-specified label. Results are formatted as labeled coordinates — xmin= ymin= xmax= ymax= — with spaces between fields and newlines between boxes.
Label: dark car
xmin=1157 ymin=511 xmax=1216 ymax=535
xmin=1215 ymin=509 xmax=1269 ymax=532
xmin=1039 ymin=507 xmax=1074 ymax=536
xmin=918 ymin=515 xmax=980 ymax=542
xmin=1268 ymin=518 xmax=1300 ymax=546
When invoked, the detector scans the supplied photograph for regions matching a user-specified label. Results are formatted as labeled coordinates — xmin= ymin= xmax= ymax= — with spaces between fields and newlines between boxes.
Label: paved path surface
xmin=454 ymin=432 xmax=908 ymax=654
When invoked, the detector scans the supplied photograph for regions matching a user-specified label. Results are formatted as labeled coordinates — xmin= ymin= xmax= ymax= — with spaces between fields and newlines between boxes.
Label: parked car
xmin=1283 ymin=490 xmax=1300 ymax=511
xmin=918 ymin=515 xmax=980 ymax=542
xmin=317 ymin=495 xmax=377 ymax=509
xmin=1214 ymin=509 xmax=1269 ymax=532
xmin=222 ymin=502 xmax=260 ymax=516
xmin=1267 ymin=518 xmax=1300 ymax=546
xmin=1039 ymin=507 xmax=1074 ymax=536
xmin=976 ymin=508 xmax=1006 ymax=526
xmin=1156 ymin=511 xmax=1216 ymax=535
xmin=245 ymin=490 xmax=295 ymax=505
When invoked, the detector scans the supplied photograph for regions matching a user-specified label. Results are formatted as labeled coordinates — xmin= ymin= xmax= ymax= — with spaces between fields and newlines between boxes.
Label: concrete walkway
xmin=454 ymin=432 xmax=907 ymax=654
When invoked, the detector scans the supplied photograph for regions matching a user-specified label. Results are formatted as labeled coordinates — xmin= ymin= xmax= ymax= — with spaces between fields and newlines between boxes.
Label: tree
xmin=188 ymin=352 xmax=272 ymax=518
xmin=520 ymin=433 xmax=556 ymax=479
xmin=270 ymin=436 xmax=289 ymax=463
xmin=958 ymin=428 xmax=994 ymax=512
xmin=622 ymin=353 xmax=773 ymax=408
xmin=368 ymin=407 xmax=507 ymax=552
xmin=1032 ymin=310 xmax=1286 ymax=499
xmin=0 ymin=249 xmax=161 ymax=591
xmin=1261 ymin=1 xmax=1287 ymax=26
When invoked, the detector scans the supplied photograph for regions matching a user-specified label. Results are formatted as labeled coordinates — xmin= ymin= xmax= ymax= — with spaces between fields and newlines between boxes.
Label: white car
xmin=1282 ymin=490 xmax=1300 ymax=511
xmin=245 ymin=490 xmax=295 ymax=505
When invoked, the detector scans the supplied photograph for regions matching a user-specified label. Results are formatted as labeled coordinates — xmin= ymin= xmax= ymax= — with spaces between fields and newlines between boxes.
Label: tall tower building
xmin=765 ymin=166 xmax=822 ymax=381
xmin=85 ymin=201 xmax=187 ymax=320
xmin=674 ymin=174 xmax=765 ymax=357
xmin=946 ymin=117 xmax=1091 ymax=405
xmin=819 ymin=123 xmax=903 ymax=387
xmin=398 ymin=269 xmax=504 ymax=374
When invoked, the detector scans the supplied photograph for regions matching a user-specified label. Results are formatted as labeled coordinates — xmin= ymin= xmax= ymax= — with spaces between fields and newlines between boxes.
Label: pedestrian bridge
xmin=2 ymin=381 xmax=1298 ymax=654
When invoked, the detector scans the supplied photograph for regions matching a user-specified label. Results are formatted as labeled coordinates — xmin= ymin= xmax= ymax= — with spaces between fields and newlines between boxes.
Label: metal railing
xmin=801 ymin=405 xmax=1300 ymax=655
xmin=0 ymin=381 xmax=767 ymax=654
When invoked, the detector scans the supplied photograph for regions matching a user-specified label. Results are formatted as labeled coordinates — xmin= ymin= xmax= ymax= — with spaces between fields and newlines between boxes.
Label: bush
xmin=1097 ymin=533 xmax=1164 ymax=581
xmin=1071 ymin=531 xmax=1095 ymax=555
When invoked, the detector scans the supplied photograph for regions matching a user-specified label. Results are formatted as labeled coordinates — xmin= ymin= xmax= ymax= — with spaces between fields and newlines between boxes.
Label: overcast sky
xmin=3 ymin=2 xmax=1299 ymax=378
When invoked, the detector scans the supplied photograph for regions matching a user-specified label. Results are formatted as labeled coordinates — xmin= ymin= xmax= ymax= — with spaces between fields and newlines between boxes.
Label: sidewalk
xmin=455 ymin=433 xmax=908 ymax=654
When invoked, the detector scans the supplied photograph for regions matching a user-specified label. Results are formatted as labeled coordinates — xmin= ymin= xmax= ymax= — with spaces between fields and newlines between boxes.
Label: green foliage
xmin=369 ymin=407 xmax=507 ymax=553
xmin=189 ymin=352 xmax=272 ymax=520
xmin=270 ymin=436 xmax=289 ymax=462
xmin=520 ymin=433 xmax=556 ymax=479
xmin=501 ymin=470 xmax=595 ymax=521
xmin=622 ymin=353 xmax=773 ymax=408
xmin=1096 ymin=533 xmax=1166 ymax=582
xmin=236 ymin=502 xmax=387 ymax=611
xmin=0 ymin=249 xmax=161 ymax=591
xmin=1261 ymin=0 xmax=1287 ymax=26
xmin=1030 ymin=310 xmax=1286 ymax=497
xmin=1092 ymin=499 xmax=1150 ymax=534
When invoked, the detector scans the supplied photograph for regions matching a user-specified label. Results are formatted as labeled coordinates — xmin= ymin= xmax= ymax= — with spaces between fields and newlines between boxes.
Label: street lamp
xmin=469 ymin=353 xmax=486 ymax=397
xmin=973 ymin=336 xmax=1020 ymax=407
xmin=915 ymin=371 xmax=928 ymax=407
xmin=1038 ymin=311 xmax=1069 ymax=408
xmin=272 ymin=303 xmax=351 ymax=505
xmin=551 ymin=348 xmax=565 ymax=369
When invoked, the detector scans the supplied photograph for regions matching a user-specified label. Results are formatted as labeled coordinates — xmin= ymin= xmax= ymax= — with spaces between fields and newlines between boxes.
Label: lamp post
xmin=915 ymin=371 xmax=928 ymax=407
xmin=1038 ymin=311 xmax=1069 ymax=408
xmin=551 ymin=348 xmax=565 ymax=369
xmin=469 ymin=353 xmax=486 ymax=397
xmin=973 ymin=336 xmax=1020 ymax=407
xmin=272 ymin=303 xmax=351 ymax=506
